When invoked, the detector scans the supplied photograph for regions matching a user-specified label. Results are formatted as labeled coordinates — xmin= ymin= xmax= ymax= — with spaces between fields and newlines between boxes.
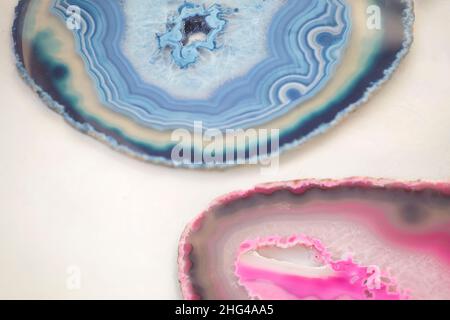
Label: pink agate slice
xmin=178 ymin=179 xmax=450 ymax=300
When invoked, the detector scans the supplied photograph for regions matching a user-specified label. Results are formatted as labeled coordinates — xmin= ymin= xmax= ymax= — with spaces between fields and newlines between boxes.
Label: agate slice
xmin=178 ymin=179 xmax=450 ymax=299
xmin=13 ymin=1 xmax=413 ymax=167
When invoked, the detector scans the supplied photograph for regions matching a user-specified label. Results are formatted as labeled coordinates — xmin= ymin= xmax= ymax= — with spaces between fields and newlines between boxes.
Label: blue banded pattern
xmin=13 ymin=0 xmax=414 ymax=167
xmin=50 ymin=0 xmax=351 ymax=130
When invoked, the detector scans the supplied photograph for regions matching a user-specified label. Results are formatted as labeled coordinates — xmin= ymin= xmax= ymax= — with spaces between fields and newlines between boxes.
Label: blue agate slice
xmin=12 ymin=0 xmax=414 ymax=167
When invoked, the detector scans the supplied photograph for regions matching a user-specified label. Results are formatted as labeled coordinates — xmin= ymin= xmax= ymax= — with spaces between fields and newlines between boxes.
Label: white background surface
xmin=0 ymin=0 xmax=449 ymax=299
